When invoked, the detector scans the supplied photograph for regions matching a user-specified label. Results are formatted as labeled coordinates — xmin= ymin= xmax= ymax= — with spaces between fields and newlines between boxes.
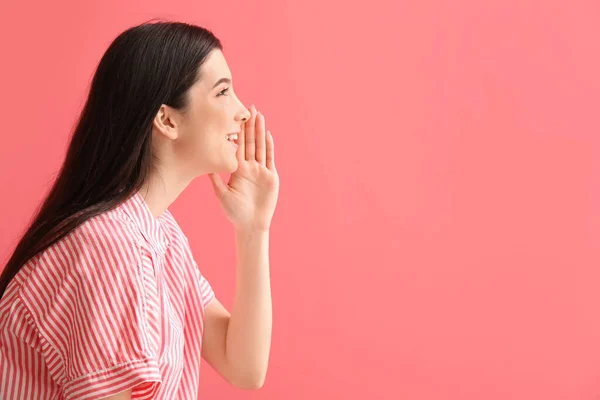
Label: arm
xmin=203 ymin=104 xmax=277 ymax=389
xmin=202 ymin=229 xmax=272 ymax=389
xmin=99 ymin=389 xmax=131 ymax=399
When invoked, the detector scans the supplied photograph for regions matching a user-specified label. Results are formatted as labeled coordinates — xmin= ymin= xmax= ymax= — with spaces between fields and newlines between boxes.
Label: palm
xmin=209 ymin=106 xmax=279 ymax=232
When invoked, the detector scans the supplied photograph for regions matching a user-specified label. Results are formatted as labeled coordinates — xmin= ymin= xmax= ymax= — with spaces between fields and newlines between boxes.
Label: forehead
xmin=198 ymin=49 xmax=232 ymax=87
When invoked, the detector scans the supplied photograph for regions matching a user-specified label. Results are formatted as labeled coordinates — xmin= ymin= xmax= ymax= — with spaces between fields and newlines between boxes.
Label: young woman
xmin=0 ymin=20 xmax=279 ymax=399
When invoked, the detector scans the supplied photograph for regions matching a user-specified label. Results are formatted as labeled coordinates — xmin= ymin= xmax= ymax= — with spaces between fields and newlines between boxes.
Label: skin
xmin=100 ymin=48 xmax=279 ymax=399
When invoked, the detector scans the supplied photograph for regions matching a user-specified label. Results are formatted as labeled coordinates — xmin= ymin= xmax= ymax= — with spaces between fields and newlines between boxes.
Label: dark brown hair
xmin=0 ymin=20 xmax=222 ymax=297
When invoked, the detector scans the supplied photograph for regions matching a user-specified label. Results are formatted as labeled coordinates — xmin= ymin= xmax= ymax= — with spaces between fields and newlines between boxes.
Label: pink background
xmin=1 ymin=0 xmax=599 ymax=398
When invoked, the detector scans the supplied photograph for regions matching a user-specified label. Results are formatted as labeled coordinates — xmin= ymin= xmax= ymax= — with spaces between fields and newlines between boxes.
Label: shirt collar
xmin=120 ymin=191 xmax=169 ymax=254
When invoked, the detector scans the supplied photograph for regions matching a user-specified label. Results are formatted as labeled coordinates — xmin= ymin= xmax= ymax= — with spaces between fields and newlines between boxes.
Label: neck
xmin=138 ymin=165 xmax=193 ymax=217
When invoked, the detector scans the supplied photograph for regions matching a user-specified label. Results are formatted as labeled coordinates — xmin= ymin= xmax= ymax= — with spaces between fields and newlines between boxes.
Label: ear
xmin=153 ymin=105 xmax=179 ymax=140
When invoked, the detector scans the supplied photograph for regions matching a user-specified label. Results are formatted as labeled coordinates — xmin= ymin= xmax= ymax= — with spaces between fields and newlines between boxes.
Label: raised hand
xmin=209 ymin=105 xmax=280 ymax=232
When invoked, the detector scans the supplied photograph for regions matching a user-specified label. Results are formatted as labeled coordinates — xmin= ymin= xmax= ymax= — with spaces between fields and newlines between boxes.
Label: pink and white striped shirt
xmin=0 ymin=191 xmax=215 ymax=399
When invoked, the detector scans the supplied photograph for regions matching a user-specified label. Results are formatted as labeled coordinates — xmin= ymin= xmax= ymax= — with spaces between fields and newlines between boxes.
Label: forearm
xmin=225 ymin=229 xmax=272 ymax=387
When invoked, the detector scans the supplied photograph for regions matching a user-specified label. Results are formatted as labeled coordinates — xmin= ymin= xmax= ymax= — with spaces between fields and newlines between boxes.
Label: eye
xmin=217 ymin=87 xmax=230 ymax=97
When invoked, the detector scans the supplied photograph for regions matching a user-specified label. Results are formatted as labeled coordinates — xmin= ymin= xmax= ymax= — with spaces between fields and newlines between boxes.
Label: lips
xmin=227 ymin=133 xmax=239 ymax=151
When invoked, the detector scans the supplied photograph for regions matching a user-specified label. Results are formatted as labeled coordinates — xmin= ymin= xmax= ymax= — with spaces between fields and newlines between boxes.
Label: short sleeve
xmin=199 ymin=273 xmax=215 ymax=308
xmin=194 ymin=261 xmax=215 ymax=308
xmin=20 ymin=218 xmax=162 ymax=400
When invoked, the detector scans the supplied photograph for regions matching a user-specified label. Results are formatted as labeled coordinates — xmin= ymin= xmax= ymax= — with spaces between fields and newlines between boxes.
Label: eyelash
xmin=217 ymin=87 xmax=230 ymax=97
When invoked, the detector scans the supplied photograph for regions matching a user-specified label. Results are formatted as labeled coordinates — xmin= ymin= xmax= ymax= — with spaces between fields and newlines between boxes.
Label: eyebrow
xmin=212 ymin=77 xmax=232 ymax=89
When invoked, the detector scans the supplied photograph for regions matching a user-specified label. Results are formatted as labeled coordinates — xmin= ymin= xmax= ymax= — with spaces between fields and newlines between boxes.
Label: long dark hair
xmin=0 ymin=20 xmax=222 ymax=298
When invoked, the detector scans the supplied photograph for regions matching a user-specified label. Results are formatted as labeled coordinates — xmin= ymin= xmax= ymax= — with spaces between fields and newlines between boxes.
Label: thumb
xmin=208 ymin=173 xmax=228 ymax=197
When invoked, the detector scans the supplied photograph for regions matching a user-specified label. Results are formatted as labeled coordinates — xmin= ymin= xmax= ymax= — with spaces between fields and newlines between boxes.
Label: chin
xmin=226 ymin=160 xmax=239 ymax=173
xmin=201 ymin=151 xmax=239 ymax=175
xmin=215 ymin=157 xmax=238 ymax=174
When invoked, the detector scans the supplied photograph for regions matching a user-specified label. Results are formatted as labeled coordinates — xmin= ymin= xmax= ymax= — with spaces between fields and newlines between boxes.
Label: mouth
xmin=227 ymin=133 xmax=239 ymax=149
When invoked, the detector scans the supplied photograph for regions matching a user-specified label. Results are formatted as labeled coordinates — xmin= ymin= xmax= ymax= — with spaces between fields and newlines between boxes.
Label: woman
xmin=0 ymin=20 xmax=279 ymax=399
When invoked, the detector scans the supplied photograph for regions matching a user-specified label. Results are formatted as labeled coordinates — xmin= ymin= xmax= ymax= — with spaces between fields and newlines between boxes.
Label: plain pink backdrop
xmin=1 ymin=1 xmax=600 ymax=399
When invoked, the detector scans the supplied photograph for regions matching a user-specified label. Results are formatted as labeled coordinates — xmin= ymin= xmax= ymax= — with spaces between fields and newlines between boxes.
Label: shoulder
xmin=67 ymin=211 xmax=142 ymax=261
xmin=19 ymin=210 xmax=151 ymax=331
xmin=27 ymin=210 xmax=145 ymax=290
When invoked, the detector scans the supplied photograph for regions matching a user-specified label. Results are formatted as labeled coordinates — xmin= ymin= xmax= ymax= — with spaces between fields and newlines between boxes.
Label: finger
xmin=255 ymin=111 xmax=266 ymax=165
xmin=208 ymin=173 xmax=228 ymax=197
xmin=237 ymin=123 xmax=246 ymax=162
xmin=266 ymin=130 xmax=276 ymax=171
xmin=245 ymin=105 xmax=257 ymax=161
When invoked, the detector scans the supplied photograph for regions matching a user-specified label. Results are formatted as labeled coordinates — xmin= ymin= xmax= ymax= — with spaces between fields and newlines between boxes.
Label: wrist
xmin=235 ymin=228 xmax=270 ymax=238
xmin=234 ymin=225 xmax=270 ymax=236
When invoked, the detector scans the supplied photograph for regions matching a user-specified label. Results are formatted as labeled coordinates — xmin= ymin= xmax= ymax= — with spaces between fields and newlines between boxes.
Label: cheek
xmin=173 ymin=126 xmax=202 ymax=157
xmin=177 ymin=126 xmax=223 ymax=161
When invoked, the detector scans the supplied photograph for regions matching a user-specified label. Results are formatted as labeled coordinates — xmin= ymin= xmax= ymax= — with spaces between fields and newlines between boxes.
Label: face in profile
xmin=153 ymin=49 xmax=251 ymax=176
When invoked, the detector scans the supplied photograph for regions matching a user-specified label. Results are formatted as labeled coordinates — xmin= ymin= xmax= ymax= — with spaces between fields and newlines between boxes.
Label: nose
xmin=239 ymin=107 xmax=251 ymax=122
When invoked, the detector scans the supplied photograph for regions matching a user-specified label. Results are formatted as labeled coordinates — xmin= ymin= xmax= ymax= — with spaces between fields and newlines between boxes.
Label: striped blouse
xmin=0 ymin=191 xmax=215 ymax=399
